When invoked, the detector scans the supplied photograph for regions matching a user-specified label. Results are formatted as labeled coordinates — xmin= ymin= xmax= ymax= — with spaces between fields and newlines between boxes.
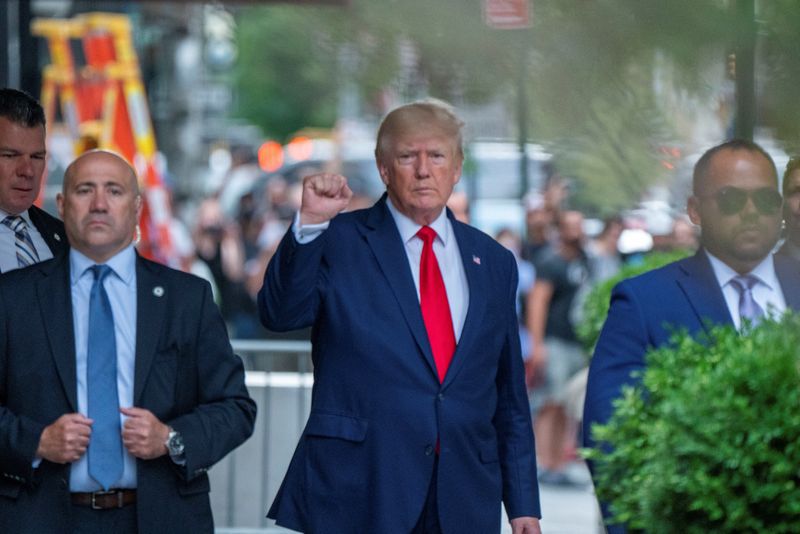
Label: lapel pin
xmin=54 ymin=233 xmax=61 ymax=241
xmin=153 ymin=286 xmax=164 ymax=297
xmin=472 ymin=255 xmax=481 ymax=265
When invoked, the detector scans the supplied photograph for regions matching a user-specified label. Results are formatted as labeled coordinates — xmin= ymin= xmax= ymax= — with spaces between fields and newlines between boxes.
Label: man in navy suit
xmin=584 ymin=139 xmax=800 ymax=533
xmin=0 ymin=150 xmax=256 ymax=532
xmin=260 ymin=100 xmax=541 ymax=533
xmin=0 ymin=88 xmax=66 ymax=271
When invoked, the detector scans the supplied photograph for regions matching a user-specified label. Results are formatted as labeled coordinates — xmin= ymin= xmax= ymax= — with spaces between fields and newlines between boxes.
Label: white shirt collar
xmin=385 ymin=197 xmax=451 ymax=246
xmin=704 ymin=249 xmax=779 ymax=291
xmin=69 ymin=244 xmax=137 ymax=287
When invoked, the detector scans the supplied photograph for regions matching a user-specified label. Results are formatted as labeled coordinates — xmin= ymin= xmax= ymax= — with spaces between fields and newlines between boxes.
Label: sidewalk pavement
xmin=503 ymin=461 xmax=603 ymax=534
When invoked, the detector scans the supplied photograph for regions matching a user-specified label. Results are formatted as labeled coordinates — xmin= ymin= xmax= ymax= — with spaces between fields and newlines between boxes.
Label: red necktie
xmin=417 ymin=226 xmax=456 ymax=383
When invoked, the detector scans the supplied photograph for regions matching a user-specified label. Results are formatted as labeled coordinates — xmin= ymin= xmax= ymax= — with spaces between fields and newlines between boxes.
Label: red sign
xmin=484 ymin=0 xmax=531 ymax=29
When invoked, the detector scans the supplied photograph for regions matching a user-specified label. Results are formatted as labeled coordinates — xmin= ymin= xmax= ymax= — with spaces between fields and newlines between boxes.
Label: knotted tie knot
xmin=2 ymin=215 xmax=39 ymax=267
xmin=91 ymin=263 xmax=113 ymax=284
xmin=2 ymin=215 xmax=25 ymax=234
xmin=417 ymin=225 xmax=436 ymax=245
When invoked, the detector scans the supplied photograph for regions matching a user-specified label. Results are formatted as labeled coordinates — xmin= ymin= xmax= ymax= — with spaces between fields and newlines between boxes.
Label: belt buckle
xmin=91 ymin=489 xmax=121 ymax=510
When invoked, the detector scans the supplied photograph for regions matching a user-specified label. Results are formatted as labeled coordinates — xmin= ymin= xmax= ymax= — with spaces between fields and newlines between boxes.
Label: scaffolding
xmin=32 ymin=12 xmax=176 ymax=266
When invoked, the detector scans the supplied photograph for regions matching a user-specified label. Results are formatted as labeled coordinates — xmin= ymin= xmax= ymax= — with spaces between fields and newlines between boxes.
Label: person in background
xmin=193 ymin=197 xmax=261 ymax=338
xmin=777 ymin=157 xmax=800 ymax=261
xmin=522 ymin=191 xmax=555 ymax=266
xmin=260 ymin=99 xmax=541 ymax=533
xmin=584 ymin=139 xmax=800 ymax=533
xmin=586 ymin=214 xmax=623 ymax=282
xmin=670 ymin=214 xmax=700 ymax=252
xmin=496 ymin=227 xmax=536 ymax=364
xmin=527 ymin=210 xmax=590 ymax=486
xmin=0 ymin=88 xmax=66 ymax=272
xmin=0 ymin=150 xmax=255 ymax=533
xmin=446 ymin=189 xmax=470 ymax=224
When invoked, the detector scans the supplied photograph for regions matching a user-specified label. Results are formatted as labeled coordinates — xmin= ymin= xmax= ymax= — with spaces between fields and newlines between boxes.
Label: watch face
xmin=168 ymin=431 xmax=185 ymax=455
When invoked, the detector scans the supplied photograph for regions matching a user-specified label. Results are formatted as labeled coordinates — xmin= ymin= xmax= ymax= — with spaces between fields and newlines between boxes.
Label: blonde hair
xmin=375 ymin=99 xmax=464 ymax=165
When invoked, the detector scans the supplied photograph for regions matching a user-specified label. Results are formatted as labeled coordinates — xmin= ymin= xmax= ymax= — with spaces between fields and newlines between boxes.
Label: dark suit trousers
xmin=70 ymin=503 xmax=137 ymax=534
xmin=413 ymin=456 xmax=442 ymax=534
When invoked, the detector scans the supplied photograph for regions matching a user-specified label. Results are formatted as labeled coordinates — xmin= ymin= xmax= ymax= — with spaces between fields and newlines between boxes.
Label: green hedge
xmin=584 ymin=313 xmax=800 ymax=532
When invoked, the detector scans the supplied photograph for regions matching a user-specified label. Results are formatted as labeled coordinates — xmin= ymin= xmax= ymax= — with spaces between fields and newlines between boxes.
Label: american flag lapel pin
xmin=472 ymin=255 xmax=481 ymax=265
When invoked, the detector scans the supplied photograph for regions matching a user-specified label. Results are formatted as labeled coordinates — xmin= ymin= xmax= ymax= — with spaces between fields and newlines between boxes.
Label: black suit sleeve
xmin=167 ymin=280 xmax=256 ymax=479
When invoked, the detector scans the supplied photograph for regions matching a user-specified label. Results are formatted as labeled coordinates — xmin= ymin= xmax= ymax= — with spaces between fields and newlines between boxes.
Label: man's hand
xmin=511 ymin=516 xmax=542 ymax=534
xmin=299 ymin=173 xmax=353 ymax=225
xmin=120 ymin=407 xmax=169 ymax=460
xmin=525 ymin=344 xmax=548 ymax=390
xmin=36 ymin=413 xmax=93 ymax=463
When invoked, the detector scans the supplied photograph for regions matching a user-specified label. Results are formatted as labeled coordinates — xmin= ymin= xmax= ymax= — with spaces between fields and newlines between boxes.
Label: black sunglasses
xmin=700 ymin=186 xmax=783 ymax=216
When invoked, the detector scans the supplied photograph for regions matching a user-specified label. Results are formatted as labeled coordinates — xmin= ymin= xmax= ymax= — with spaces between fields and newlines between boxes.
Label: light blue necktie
xmin=2 ymin=215 xmax=40 ymax=268
xmin=730 ymin=274 xmax=765 ymax=327
xmin=86 ymin=265 xmax=123 ymax=490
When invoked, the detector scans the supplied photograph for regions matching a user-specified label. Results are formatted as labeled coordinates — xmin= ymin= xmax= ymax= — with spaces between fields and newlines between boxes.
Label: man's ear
xmin=377 ymin=162 xmax=390 ymax=186
xmin=687 ymin=196 xmax=701 ymax=226
xmin=56 ymin=193 xmax=64 ymax=220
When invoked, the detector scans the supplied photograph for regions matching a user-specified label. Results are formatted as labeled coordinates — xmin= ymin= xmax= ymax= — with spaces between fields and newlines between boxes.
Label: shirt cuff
xmin=292 ymin=211 xmax=330 ymax=244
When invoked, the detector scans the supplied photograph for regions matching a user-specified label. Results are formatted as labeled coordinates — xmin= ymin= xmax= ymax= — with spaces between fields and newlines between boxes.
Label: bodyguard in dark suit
xmin=260 ymin=100 xmax=541 ymax=533
xmin=0 ymin=88 xmax=66 ymax=271
xmin=584 ymin=139 xmax=800 ymax=533
xmin=0 ymin=150 xmax=256 ymax=533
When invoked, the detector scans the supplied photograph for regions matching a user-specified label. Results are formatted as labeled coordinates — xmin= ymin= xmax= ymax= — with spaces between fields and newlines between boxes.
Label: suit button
xmin=437 ymin=393 xmax=444 ymax=401
xmin=424 ymin=445 xmax=434 ymax=456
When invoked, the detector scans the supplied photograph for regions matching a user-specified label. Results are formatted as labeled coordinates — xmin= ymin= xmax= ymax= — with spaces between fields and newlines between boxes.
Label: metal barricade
xmin=211 ymin=339 xmax=312 ymax=531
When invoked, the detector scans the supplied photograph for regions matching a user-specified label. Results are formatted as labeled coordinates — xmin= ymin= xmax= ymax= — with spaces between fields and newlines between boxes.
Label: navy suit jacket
xmin=28 ymin=204 xmax=67 ymax=260
xmin=259 ymin=197 xmax=540 ymax=533
xmin=0 ymin=251 xmax=256 ymax=533
xmin=583 ymin=250 xmax=800 ymax=532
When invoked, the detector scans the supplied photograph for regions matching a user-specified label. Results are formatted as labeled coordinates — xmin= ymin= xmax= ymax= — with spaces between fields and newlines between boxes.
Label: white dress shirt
xmin=0 ymin=208 xmax=54 ymax=272
xmin=292 ymin=199 xmax=470 ymax=340
xmin=69 ymin=245 xmax=138 ymax=491
xmin=705 ymin=250 xmax=786 ymax=330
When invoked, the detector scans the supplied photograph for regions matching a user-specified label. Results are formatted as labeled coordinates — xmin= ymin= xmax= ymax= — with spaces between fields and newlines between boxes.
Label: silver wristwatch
xmin=165 ymin=427 xmax=185 ymax=458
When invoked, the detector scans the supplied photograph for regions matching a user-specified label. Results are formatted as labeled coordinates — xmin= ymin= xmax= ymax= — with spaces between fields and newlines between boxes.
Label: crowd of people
xmin=3 ymin=83 xmax=800 ymax=533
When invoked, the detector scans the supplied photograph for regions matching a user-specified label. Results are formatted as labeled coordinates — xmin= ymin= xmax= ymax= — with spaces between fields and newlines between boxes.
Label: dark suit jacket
xmin=583 ymin=250 xmax=800 ymax=533
xmin=0 ymin=251 xmax=256 ymax=533
xmin=776 ymin=240 xmax=800 ymax=263
xmin=259 ymin=197 xmax=540 ymax=534
xmin=0 ymin=205 xmax=67 ymax=273
xmin=29 ymin=204 xmax=67 ymax=259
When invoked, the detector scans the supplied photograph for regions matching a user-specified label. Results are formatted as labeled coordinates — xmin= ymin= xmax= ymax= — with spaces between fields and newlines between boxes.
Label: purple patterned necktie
xmin=730 ymin=275 xmax=765 ymax=326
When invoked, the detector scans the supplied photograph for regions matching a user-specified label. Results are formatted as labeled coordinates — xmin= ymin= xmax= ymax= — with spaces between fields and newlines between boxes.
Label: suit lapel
xmin=775 ymin=254 xmax=800 ymax=311
xmin=133 ymin=256 xmax=167 ymax=405
xmin=29 ymin=205 xmax=65 ymax=255
xmin=676 ymin=250 xmax=733 ymax=332
xmin=363 ymin=197 xmax=439 ymax=379
xmin=38 ymin=256 xmax=78 ymax=411
xmin=441 ymin=216 xmax=486 ymax=389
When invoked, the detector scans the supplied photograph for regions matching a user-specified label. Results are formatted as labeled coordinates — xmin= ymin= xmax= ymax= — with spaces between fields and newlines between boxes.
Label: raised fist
xmin=300 ymin=173 xmax=353 ymax=225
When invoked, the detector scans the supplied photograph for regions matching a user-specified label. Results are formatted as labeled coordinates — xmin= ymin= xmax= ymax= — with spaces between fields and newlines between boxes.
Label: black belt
xmin=71 ymin=489 xmax=137 ymax=509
